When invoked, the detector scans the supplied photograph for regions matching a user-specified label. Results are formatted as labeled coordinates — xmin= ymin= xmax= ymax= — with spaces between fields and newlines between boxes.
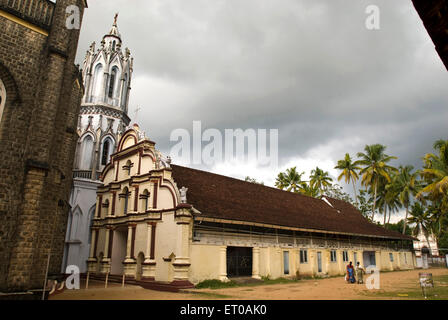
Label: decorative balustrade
xmin=73 ymin=170 xmax=102 ymax=181
xmin=85 ymin=95 xmax=121 ymax=108
xmin=0 ymin=0 xmax=55 ymax=31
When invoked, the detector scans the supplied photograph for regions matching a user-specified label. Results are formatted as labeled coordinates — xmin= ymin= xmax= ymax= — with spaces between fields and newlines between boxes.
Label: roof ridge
xmin=171 ymin=164 xmax=326 ymax=203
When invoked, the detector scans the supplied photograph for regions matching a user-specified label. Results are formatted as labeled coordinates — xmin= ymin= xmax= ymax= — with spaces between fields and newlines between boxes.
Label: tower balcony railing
xmin=0 ymin=0 xmax=55 ymax=31
xmin=73 ymin=170 xmax=102 ymax=181
xmin=85 ymin=95 xmax=121 ymax=108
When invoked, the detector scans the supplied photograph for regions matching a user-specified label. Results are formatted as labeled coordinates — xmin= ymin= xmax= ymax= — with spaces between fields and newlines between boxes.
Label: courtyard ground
xmin=51 ymin=268 xmax=448 ymax=300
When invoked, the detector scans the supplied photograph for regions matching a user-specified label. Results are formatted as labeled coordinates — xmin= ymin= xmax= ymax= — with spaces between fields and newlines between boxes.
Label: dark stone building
xmin=0 ymin=0 xmax=87 ymax=297
xmin=412 ymin=0 xmax=448 ymax=71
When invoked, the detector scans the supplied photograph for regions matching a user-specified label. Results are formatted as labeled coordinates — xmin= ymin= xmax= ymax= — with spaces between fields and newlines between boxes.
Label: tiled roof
xmin=171 ymin=165 xmax=414 ymax=241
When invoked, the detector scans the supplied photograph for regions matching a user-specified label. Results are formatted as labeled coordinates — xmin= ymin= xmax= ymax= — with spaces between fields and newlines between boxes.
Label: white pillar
xmin=337 ymin=250 xmax=344 ymax=275
xmin=87 ymin=229 xmax=98 ymax=272
xmin=309 ymin=250 xmax=316 ymax=276
xmin=173 ymin=221 xmax=191 ymax=281
xmin=375 ymin=251 xmax=382 ymax=271
xmin=142 ymin=223 xmax=156 ymax=280
xmin=123 ymin=225 xmax=137 ymax=277
xmin=125 ymin=224 xmax=134 ymax=262
xmin=145 ymin=223 xmax=152 ymax=259
xmin=219 ymin=246 xmax=229 ymax=282
xmin=252 ymin=247 xmax=261 ymax=280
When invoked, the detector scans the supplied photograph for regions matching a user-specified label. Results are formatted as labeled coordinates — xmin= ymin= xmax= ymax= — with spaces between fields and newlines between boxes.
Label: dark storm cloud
xmin=76 ymin=0 xmax=448 ymax=177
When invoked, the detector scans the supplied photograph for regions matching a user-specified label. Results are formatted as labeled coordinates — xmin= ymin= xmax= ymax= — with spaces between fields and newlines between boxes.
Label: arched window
xmin=70 ymin=207 xmax=82 ymax=240
xmin=108 ymin=69 xmax=116 ymax=98
xmin=123 ymin=159 xmax=133 ymax=176
xmin=0 ymin=78 xmax=6 ymax=123
xmin=142 ymin=189 xmax=150 ymax=211
xmin=112 ymin=41 xmax=116 ymax=51
xmin=91 ymin=63 xmax=103 ymax=100
xmin=101 ymin=137 xmax=114 ymax=166
xmin=108 ymin=67 xmax=120 ymax=102
xmin=102 ymin=199 xmax=110 ymax=217
xmin=80 ymin=135 xmax=94 ymax=170
xmin=122 ymin=187 xmax=130 ymax=215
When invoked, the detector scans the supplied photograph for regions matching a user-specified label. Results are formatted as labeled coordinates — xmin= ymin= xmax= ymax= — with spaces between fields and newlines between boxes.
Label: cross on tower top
xmin=134 ymin=106 xmax=142 ymax=123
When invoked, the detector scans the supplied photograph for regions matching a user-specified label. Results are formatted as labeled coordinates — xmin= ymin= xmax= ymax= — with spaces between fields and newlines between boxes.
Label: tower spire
xmin=108 ymin=13 xmax=121 ymax=39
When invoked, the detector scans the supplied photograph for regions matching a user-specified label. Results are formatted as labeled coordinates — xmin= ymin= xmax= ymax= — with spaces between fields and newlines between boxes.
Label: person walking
xmin=355 ymin=262 xmax=365 ymax=284
xmin=346 ymin=261 xmax=356 ymax=284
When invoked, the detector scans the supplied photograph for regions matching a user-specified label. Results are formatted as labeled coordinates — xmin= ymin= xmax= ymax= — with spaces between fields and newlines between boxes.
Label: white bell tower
xmin=63 ymin=14 xmax=135 ymax=273
xmin=75 ymin=13 xmax=134 ymax=176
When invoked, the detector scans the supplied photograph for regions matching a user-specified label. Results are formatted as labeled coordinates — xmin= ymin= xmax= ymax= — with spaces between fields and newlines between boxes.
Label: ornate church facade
xmin=62 ymin=16 xmax=133 ymax=273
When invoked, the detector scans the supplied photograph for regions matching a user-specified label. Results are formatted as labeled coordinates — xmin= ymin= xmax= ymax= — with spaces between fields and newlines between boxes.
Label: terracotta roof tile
xmin=171 ymin=165 xmax=414 ymax=241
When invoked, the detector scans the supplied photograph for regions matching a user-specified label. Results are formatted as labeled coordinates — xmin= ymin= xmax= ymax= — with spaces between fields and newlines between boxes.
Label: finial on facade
xmin=114 ymin=13 xmax=119 ymax=26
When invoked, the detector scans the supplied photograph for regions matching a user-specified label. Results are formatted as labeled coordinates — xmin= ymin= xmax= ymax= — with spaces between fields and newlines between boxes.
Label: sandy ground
xmin=51 ymin=268 xmax=448 ymax=300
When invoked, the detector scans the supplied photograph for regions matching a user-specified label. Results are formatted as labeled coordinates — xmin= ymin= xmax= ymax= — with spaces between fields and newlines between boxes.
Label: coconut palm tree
xmin=275 ymin=167 xmax=305 ymax=193
xmin=335 ymin=153 xmax=361 ymax=206
xmin=385 ymin=185 xmax=402 ymax=225
xmin=309 ymin=167 xmax=333 ymax=196
xmin=299 ymin=183 xmax=320 ymax=198
xmin=356 ymin=144 xmax=398 ymax=221
xmin=408 ymin=202 xmax=433 ymax=254
xmin=391 ymin=165 xmax=420 ymax=234
xmin=417 ymin=139 xmax=448 ymax=212
xmin=376 ymin=176 xmax=391 ymax=225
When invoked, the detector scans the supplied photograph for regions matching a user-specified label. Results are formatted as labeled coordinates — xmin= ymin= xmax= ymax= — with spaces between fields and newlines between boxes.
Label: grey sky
xmin=76 ymin=0 xmax=448 ymax=221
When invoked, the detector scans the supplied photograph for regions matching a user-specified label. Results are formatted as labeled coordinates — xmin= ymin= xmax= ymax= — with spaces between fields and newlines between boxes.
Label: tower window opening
xmin=108 ymin=73 xmax=115 ymax=98
xmin=101 ymin=139 xmax=112 ymax=165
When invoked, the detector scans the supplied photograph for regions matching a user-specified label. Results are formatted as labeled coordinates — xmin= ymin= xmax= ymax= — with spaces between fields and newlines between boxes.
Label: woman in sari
xmin=346 ymin=262 xmax=356 ymax=284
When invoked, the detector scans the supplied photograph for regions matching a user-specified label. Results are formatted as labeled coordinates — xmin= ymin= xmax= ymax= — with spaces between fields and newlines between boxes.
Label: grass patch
xmin=363 ymin=274 xmax=448 ymax=300
xmin=195 ymin=279 xmax=240 ymax=289
xmin=195 ymin=277 xmax=301 ymax=290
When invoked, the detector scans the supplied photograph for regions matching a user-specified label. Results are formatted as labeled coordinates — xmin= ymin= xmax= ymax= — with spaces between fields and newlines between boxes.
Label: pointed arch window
xmin=91 ymin=63 xmax=104 ymax=101
xmin=108 ymin=70 xmax=116 ymax=98
xmin=108 ymin=67 xmax=120 ymax=102
xmin=70 ymin=207 xmax=82 ymax=241
xmin=80 ymin=135 xmax=94 ymax=170
xmin=0 ymin=78 xmax=5 ymax=123
xmin=101 ymin=138 xmax=114 ymax=166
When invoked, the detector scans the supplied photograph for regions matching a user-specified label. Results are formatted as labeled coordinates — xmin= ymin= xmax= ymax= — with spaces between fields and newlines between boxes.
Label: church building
xmin=87 ymin=126 xmax=417 ymax=289
xmin=63 ymin=15 xmax=133 ymax=273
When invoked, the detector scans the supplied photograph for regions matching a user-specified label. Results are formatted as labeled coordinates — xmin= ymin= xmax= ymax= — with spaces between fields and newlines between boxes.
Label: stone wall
xmin=0 ymin=0 xmax=87 ymax=294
